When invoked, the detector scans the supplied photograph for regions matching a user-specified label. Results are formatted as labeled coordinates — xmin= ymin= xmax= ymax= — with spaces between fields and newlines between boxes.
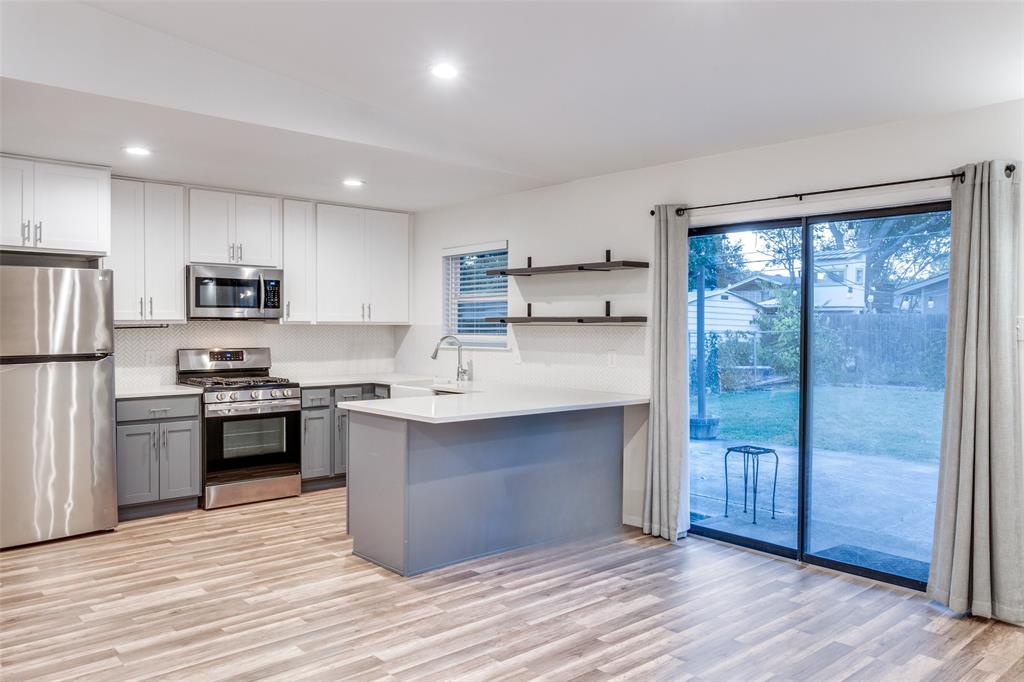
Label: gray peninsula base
xmin=347 ymin=407 xmax=624 ymax=576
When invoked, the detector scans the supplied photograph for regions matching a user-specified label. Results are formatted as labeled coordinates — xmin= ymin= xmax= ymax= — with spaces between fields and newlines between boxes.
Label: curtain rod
xmin=649 ymin=164 xmax=1017 ymax=217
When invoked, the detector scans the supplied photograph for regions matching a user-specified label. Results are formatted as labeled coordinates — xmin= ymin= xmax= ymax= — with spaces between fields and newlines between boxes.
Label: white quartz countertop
xmin=338 ymin=381 xmax=649 ymax=424
xmin=291 ymin=373 xmax=434 ymax=388
xmin=115 ymin=384 xmax=203 ymax=400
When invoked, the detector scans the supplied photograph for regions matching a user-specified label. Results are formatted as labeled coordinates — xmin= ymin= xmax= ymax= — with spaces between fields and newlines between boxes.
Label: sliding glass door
xmin=687 ymin=202 xmax=951 ymax=589
xmin=805 ymin=206 xmax=950 ymax=585
xmin=687 ymin=221 xmax=803 ymax=554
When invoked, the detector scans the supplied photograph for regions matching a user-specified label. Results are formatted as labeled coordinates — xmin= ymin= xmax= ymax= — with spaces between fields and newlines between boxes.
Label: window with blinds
xmin=442 ymin=247 xmax=508 ymax=345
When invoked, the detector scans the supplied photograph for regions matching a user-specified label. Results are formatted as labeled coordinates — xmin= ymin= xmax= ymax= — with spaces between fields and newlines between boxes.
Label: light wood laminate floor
xmin=1 ymin=488 xmax=1020 ymax=681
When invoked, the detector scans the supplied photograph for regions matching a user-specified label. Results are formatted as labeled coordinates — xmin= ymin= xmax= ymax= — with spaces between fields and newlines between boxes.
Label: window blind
xmin=443 ymin=248 xmax=508 ymax=340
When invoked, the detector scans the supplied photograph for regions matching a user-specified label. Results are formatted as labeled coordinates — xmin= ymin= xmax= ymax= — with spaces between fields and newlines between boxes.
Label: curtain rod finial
xmin=650 ymin=209 xmax=655 ymax=216
xmin=675 ymin=207 xmax=685 ymax=216
xmin=1006 ymin=163 xmax=1016 ymax=178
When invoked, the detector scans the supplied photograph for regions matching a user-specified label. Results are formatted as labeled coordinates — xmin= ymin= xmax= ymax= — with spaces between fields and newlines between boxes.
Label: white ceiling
xmin=2 ymin=1 xmax=1022 ymax=211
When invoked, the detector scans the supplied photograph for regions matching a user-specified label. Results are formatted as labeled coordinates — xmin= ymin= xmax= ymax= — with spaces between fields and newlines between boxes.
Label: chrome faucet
xmin=430 ymin=335 xmax=470 ymax=382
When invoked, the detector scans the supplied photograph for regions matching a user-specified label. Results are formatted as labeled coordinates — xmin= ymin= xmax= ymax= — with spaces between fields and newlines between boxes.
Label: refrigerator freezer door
xmin=0 ymin=266 xmax=113 ymax=358
xmin=0 ymin=355 xmax=117 ymax=548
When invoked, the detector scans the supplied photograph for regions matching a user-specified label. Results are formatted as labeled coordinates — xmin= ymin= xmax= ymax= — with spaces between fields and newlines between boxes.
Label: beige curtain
xmin=928 ymin=160 xmax=1022 ymax=625
xmin=644 ymin=205 xmax=689 ymax=541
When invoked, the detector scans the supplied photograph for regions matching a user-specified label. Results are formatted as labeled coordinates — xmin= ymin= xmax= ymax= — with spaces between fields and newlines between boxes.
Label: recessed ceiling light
xmin=124 ymin=146 xmax=151 ymax=156
xmin=342 ymin=178 xmax=365 ymax=187
xmin=430 ymin=62 xmax=459 ymax=79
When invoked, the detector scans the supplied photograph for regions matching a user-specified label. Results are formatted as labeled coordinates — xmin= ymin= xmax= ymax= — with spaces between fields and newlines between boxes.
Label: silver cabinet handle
xmin=150 ymin=431 xmax=157 ymax=459
xmin=229 ymin=243 xmax=235 ymax=262
xmin=34 ymin=221 xmax=42 ymax=244
xmin=139 ymin=297 xmax=144 ymax=319
xmin=238 ymin=243 xmax=243 ymax=262
xmin=367 ymin=303 xmax=371 ymax=320
xmin=21 ymin=220 xmax=30 ymax=245
xmin=286 ymin=301 xmax=291 ymax=319
xmin=163 ymin=429 xmax=168 ymax=450
xmin=303 ymin=415 xmax=308 ymax=441
xmin=148 ymin=297 xmax=154 ymax=318
xmin=361 ymin=303 xmax=365 ymax=321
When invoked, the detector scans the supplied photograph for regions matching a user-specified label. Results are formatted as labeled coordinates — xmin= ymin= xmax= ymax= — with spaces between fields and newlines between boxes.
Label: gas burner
xmin=180 ymin=376 xmax=292 ymax=388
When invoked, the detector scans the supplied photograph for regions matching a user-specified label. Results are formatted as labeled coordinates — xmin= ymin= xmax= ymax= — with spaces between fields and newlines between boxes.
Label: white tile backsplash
xmin=114 ymin=322 xmax=396 ymax=388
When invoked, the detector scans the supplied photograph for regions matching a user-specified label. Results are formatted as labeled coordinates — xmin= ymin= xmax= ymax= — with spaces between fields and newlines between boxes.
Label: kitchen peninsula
xmin=341 ymin=382 xmax=649 ymax=575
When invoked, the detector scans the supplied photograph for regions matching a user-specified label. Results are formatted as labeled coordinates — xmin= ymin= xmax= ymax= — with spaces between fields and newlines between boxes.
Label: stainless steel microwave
xmin=187 ymin=264 xmax=283 ymax=320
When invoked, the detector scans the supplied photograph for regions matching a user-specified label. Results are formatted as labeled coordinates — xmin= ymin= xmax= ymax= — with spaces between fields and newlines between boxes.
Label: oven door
xmin=188 ymin=264 xmax=283 ymax=320
xmin=204 ymin=401 xmax=301 ymax=485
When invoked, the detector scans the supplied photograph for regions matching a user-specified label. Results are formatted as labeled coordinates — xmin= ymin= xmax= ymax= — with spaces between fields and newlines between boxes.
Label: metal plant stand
xmin=724 ymin=445 xmax=779 ymax=524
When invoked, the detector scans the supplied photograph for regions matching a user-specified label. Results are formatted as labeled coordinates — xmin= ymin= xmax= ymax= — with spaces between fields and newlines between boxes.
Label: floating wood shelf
xmin=485 ymin=316 xmax=647 ymax=325
xmin=486 ymin=250 xmax=648 ymax=276
xmin=485 ymin=301 xmax=646 ymax=325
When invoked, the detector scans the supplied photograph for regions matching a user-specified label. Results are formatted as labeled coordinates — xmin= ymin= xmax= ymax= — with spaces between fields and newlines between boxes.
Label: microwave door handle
xmin=258 ymin=273 xmax=265 ymax=313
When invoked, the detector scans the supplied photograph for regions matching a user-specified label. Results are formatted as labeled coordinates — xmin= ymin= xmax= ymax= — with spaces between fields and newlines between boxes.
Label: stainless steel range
xmin=177 ymin=348 xmax=301 ymax=509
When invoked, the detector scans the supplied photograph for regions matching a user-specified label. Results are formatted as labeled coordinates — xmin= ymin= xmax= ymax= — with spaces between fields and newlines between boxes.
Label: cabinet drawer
xmin=335 ymin=386 xmax=363 ymax=402
xmin=117 ymin=396 xmax=200 ymax=422
xmin=302 ymin=388 xmax=332 ymax=408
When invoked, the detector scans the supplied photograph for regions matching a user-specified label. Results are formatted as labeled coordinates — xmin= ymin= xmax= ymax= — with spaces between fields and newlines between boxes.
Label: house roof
xmin=686 ymin=288 xmax=765 ymax=309
xmin=894 ymin=272 xmax=950 ymax=296
xmin=815 ymin=248 xmax=870 ymax=263
xmin=724 ymin=273 xmax=790 ymax=289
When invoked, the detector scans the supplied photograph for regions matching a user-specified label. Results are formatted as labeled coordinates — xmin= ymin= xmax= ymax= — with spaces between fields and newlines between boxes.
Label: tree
xmin=814 ymin=211 xmax=950 ymax=311
xmin=688 ymin=234 xmax=747 ymax=290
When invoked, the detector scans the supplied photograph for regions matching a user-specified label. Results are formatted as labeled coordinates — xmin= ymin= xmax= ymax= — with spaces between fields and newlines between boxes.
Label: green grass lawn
xmin=696 ymin=384 xmax=944 ymax=461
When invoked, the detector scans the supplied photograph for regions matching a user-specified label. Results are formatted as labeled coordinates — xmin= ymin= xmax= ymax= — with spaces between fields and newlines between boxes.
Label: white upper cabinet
xmin=315 ymin=204 xmax=409 ymax=324
xmin=1 ymin=157 xmax=34 ymax=247
xmin=1 ymin=156 xmax=110 ymax=255
xmin=144 ymin=183 xmax=186 ymax=321
xmin=109 ymin=179 xmax=147 ymax=321
xmin=188 ymin=188 xmax=280 ymax=266
xmin=365 ymin=210 xmax=409 ymax=323
xmin=235 ymin=194 xmax=280 ymax=266
xmin=188 ymin=189 xmax=235 ymax=264
xmin=282 ymin=199 xmax=315 ymax=323
xmin=107 ymin=180 xmax=185 ymax=324
xmin=316 ymin=204 xmax=366 ymax=323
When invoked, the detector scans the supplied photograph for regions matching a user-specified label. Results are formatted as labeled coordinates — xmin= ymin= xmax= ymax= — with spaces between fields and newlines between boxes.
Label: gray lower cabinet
xmin=115 ymin=396 xmax=201 ymax=507
xmin=301 ymin=409 xmax=332 ymax=479
xmin=159 ymin=420 xmax=201 ymax=500
xmin=116 ymin=423 xmax=160 ymax=505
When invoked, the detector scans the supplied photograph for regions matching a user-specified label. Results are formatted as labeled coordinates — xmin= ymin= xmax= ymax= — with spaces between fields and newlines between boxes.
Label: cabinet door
xmin=144 ymin=183 xmax=186 ymax=321
xmin=301 ymin=409 xmax=332 ymax=479
xmin=235 ymin=194 xmax=280 ymax=266
xmin=333 ymin=409 xmax=348 ymax=476
xmin=282 ymin=199 xmax=315 ymax=322
xmin=365 ymin=210 xmax=409 ymax=323
xmin=116 ymin=423 xmax=159 ymax=505
xmin=108 ymin=179 xmax=146 ymax=322
xmin=315 ymin=204 xmax=366 ymax=322
xmin=32 ymin=162 xmax=110 ymax=254
xmin=188 ymin=188 xmax=235 ymax=264
xmin=159 ymin=420 xmax=201 ymax=500
xmin=1 ymin=157 xmax=33 ymax=248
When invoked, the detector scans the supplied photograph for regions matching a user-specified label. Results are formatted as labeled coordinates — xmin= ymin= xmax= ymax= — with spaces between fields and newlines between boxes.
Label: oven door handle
xmin=205 ymin=399 xmax=301 ymax=417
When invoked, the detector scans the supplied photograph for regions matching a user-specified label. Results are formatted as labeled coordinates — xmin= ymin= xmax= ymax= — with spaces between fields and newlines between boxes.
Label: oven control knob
xmin=283 ymin=389 xmax=292 ymax=397
xmin=271 ymin=389 xmax=281 ymax=398
xmin=216 ymin=392 xmax=226 ymax=401
xmin=251 ymin=390 xmax=259 ymax=399
xmin=229 ymin=392 xmax=238 ymax=400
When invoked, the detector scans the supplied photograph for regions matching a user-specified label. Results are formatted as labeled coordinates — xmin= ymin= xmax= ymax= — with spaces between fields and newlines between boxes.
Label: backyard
xmin=701 ymin=383 xmax=944 ymax=461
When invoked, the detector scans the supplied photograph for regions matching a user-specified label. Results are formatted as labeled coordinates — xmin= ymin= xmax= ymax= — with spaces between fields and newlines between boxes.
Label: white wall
xmin=397 ymin=99 xmax=1024 ymax=526
xmin=398 ymin=100 xmax=1022 ymax=386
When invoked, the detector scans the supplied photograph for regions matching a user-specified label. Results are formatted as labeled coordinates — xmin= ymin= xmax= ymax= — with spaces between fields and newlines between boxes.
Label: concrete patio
xmin=689 ymin=439 xmax=938 ymax=580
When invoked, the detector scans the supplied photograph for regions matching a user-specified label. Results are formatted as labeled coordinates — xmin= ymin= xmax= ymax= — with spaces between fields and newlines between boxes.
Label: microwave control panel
xmin=264 ymin=280 xmax=281 ymax=309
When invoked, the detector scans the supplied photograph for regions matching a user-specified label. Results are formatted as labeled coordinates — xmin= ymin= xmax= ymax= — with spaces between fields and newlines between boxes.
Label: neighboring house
xmin=687 ymin=288 xmax=764 ymax=334
xmin=895 ymin=273 xmax=949 ymax=314
xmin=810 ymin=249 xmax=868 ymax=312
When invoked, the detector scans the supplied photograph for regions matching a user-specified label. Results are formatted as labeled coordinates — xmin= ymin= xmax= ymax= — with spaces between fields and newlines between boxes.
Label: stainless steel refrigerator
xmin=0 ymin=265 xmax=118 ymax=548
